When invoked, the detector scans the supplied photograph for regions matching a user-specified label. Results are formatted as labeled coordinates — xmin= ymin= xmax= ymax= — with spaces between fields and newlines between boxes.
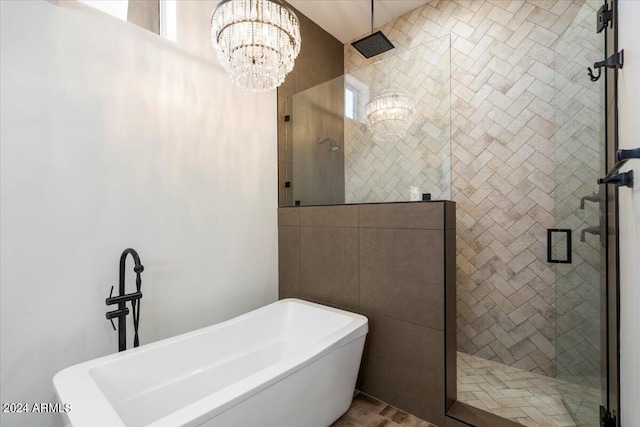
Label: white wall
xmin=617 ymin=1 xmax=640 ymax=426
xmin=174 ymin=0 xmax=220 ymax=65
xmin=0 ymin=2 xmax=278 ymax=426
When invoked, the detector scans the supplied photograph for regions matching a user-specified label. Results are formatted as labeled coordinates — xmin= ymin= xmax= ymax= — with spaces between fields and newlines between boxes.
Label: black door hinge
xmin=597 ymin=2 xmax=613 ymax=33
xmin=284 ymin=115 xmax=291 ymax=122
xmin=600 ymin=406 xmax=616 ymax=427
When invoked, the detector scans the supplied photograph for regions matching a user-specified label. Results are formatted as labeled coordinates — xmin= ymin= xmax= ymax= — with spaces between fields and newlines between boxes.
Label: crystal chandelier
xmin=365 ymin=90 xmax=415 ymax=141
xmin=210 ymin=0 xmax=301 ymax=92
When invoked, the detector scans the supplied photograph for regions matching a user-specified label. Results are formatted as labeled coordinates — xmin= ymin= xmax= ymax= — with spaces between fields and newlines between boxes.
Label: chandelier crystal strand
xmin=211 ymin=0 xmax=301 ymax=92
xmin=365 ymin=90 xmax=415 ymax=141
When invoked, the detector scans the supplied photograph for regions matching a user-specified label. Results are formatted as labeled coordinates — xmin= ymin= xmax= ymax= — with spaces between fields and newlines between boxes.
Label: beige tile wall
xmin=345 ymin=0 xmax=590 ymax=377
xmin=344 ymin=36 xmax=452 ymax=202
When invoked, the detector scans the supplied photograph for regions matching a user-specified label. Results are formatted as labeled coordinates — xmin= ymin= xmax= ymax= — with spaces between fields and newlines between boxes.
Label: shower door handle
xmin=547 ymin=229 xmax=572 ymax=264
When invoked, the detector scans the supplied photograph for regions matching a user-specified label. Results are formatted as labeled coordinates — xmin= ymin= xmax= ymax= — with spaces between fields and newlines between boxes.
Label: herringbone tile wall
xmin=345 ymin=0 xmax=593 ymax=378
xmin=344 ymin=36 xmax=452 ymax=203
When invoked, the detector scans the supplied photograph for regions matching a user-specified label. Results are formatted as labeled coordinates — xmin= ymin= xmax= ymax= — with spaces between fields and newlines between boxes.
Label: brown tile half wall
xmin=278 ymin=201 xmax=457 ymax=427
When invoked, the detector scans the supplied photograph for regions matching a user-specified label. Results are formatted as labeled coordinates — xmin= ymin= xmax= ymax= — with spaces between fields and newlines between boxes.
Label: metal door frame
xmin=604 ymin=0 xmax=621 ymax=424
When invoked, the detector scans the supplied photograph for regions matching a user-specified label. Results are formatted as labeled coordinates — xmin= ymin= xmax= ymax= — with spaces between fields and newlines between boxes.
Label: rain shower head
xmin=351 ymin=0 xmax=394 ymax=59
xmin=352 ymin=31 xmax=394 ymax=59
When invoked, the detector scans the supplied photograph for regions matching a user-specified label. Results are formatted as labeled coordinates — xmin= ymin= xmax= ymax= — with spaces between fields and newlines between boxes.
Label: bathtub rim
xmin=53 ymin=298 xmax=368 ymax=427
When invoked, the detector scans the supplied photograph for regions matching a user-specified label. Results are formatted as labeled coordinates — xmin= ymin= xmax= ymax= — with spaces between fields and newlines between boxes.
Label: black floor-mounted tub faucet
xmin=105 ymin=248 xmax=144 ymax=352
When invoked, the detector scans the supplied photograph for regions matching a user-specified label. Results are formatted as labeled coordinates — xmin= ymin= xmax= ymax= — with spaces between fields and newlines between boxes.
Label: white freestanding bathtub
xmin=53 ymin=299 xmax=368 ymax=427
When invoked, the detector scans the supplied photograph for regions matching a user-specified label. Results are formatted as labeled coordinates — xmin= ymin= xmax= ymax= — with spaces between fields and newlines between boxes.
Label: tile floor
xmin=331 ymin=391 xmax=437 ymax=427
xmin=457 ymin=352 xmax=600 ymax=427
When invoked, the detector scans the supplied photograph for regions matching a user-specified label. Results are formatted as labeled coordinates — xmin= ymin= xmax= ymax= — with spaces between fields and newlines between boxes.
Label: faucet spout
xmin=580 ymin=192 xmax=599 ymax=209
xmin=119 ymin=248 xmax=144 ymax=298
xmin=580 ymin=226 xmax=600 ymax=242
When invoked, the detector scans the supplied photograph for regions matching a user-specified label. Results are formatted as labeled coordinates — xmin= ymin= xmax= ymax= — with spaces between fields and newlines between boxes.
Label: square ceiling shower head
xmin=351 ymin=31 xmax=395 ymax=59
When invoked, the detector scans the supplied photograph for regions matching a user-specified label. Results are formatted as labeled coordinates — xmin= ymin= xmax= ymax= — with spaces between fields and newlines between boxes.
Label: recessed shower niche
xmin=278 ymin=34 xmax=451 ymax=207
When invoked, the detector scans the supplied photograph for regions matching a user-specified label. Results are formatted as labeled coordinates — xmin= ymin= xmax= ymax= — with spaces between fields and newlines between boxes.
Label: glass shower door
xmin=553 ymin=1 xmax=607 ymax=425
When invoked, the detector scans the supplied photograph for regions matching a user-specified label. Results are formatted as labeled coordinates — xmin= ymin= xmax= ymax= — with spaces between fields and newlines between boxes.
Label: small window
xmin=79 ymin=1 xmax=128 ymax=21
xmin=160 ymin=0 xmax=178 ymax=42
xmin=345 ymin=87 xmax=356 ymax=120
xmin=345 ymin=75 xmax=369 ymax=124
xmin=79 ymin=0 xmax=175 ymax=41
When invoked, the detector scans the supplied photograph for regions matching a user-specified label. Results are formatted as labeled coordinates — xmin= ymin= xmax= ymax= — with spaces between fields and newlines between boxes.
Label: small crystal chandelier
xmin=365 ymin=90 xmax=415 ymax=141
xmin=210 ymin=0 xmax=301 ymax=92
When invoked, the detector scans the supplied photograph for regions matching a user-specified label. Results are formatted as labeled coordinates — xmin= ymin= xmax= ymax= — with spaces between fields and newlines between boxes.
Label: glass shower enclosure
xmin=282 ymin=34 xmax=452 ymax=207
xmin=279 ymin=2 xmax=616 ymax=423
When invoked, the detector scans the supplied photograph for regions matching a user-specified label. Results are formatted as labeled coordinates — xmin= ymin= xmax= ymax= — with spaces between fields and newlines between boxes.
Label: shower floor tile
xmin=457 ymin=352 xmax=600 ymax=427
xmin=332 ymin=391 xmax=437 ymax=427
